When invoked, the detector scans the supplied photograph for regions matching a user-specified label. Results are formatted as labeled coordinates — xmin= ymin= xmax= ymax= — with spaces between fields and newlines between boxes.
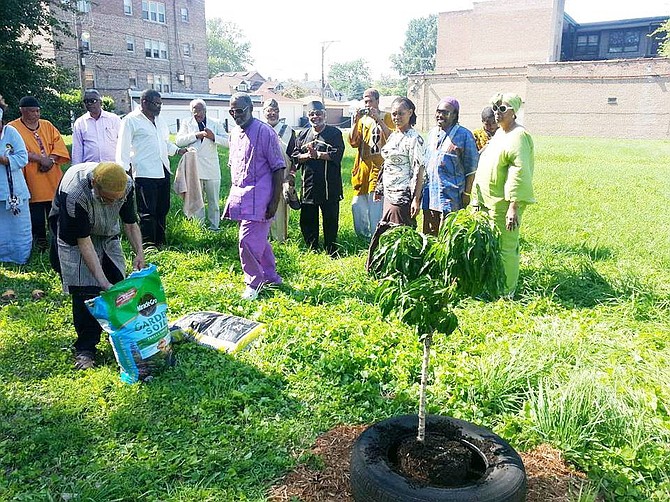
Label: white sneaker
xmin=241 ymin=286 xmax=259 ymax=300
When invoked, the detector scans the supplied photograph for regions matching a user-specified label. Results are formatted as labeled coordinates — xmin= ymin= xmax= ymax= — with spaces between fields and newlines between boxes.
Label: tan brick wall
xmin=51 ymin=0 xmax=208 ymax=113
xmin=436 ymin=0 xmax=565 ymax=72
xmin=413 ymin=59 xmax=670 ymax=139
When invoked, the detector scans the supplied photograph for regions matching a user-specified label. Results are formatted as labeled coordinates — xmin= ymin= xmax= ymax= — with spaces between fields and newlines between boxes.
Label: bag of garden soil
xmin=169 ymin=311 xmax=264 ymax=353
xmin=86 ymin=264 xmax=174 ymax=384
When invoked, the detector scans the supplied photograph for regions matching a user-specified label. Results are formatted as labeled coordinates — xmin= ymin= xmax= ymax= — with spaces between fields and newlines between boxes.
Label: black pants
xmin=70 ymin=253 xmax=125 ymax=354
xmin=135 ymin=169 xmax=171 ymax=246
xmin=300 ymin=200 xmax=340 ymax=255
xmin=29 ymin=201 xmax=52 ymax=244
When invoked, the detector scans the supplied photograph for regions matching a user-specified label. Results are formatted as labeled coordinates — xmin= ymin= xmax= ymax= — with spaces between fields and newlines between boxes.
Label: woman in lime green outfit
xmin=472 ymin=93 xmax=534 ymax=296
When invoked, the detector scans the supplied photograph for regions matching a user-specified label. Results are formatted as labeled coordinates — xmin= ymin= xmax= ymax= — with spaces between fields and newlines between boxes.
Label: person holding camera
xmin=348 ymin=88 xmax=394 ymax=241
xmin=9 ymin=96 xmax=70 ymax=252
xmin=293 ymin=101 xmax=344 ymax=256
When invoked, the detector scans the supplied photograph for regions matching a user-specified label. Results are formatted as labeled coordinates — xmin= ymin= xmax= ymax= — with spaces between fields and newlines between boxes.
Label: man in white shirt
xmin=71 ymin=89 xmax=121 ymax=164
xmin=116 ymin=89 xmax=186 ymax=247
xmin=175 ymin=99 xmax=228 ymax=230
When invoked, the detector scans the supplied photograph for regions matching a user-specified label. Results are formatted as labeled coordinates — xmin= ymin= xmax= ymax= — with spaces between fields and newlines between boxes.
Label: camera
xmin=358 ymin=108 xmax=369 ymax=115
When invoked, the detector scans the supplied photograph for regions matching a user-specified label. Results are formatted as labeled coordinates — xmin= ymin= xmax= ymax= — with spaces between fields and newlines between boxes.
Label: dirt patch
xmin=268 ymin=425 xmax=601 ymax=502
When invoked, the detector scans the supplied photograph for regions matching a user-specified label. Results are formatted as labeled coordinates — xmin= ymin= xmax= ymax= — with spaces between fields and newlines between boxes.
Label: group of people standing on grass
xmin=352 ymin=89 xmax=535 ymax=297
xmin=0 ymin=86 xmax=534 ymax=370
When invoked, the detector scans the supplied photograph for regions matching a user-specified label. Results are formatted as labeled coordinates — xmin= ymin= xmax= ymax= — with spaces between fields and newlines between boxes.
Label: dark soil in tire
xmin=350 ymin=415 xmax=527 ymax=501
xmin=394 ymin=435 xmax=486 ymax=487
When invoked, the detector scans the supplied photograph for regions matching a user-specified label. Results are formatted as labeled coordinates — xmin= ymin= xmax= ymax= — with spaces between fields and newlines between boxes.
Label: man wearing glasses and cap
xmin=9 ymin=96 xmax=70 ymax=252
xmin=262 ymin=98 xmax=297 ymax=243
xmin=71 ymin=89 xmax=121 ymax=165
xmin=223 ymin=93 xmax=286 ymax=300
xmin=292 ymin=101 xmax=344 ymax=256
xmin=116 ymin=89 xmax=186 ymax=248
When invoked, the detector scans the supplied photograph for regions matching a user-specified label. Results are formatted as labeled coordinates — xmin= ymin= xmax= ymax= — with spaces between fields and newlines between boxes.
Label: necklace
xmin=20 ymin=119 xmax=39 ymax=132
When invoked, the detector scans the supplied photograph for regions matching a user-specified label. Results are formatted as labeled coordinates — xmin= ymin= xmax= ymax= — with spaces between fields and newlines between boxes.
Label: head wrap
xmin=307 ymin=100 xmax=325 ymax=111
xmin=491 ymin=93 xmax=522 ymax=113
xmin=93 ymin=162 xmax=128 ymax=192
xmin=438 ymin=96 xmax=459 ymax=111
xmin=263 ymin=98 xmax=279 ymax=109
xmin=19 ymin=96 xmax=40 ymax=108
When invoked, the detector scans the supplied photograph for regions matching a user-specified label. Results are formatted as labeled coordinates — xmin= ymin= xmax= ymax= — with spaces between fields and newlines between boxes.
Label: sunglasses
xmin=492 ymin=104 xmax=513 ymax=113
xmin=229 ymin=107 xmax=249 ymax=116
xmin=144 ymin=99 xmax=162 ymax=107
xmin=308 ymin=110 xmax=324 ymax=117
xmin=83 ymin=98 xmax=99 ymax=105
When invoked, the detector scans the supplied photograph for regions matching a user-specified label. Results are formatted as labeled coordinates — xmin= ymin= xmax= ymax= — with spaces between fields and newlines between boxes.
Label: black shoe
xmin=35 ymin=237 xmax=49 ymax=252
xmin=74 ymin=351 xmax=96 ymax=370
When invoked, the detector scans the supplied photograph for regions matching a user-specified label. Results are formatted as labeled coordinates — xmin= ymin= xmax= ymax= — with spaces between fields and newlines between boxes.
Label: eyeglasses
xmin=83 ymin=98 xmax=99 ymax=105
xmin=308 ymin=111 xmax=324 ymax=117
xmin=492 ymin=104 xmax=513 ymax=113
xmin=229 ymin=107 xmax=249 ymax=116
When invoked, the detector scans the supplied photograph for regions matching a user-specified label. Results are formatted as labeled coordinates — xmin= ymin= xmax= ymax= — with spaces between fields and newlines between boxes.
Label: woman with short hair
xmin=367 ymin=97 xmax=426 ymax=269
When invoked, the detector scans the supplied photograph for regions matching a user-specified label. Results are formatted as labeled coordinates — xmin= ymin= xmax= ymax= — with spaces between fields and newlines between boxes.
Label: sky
xmin=204 ymin=0 xmax=669 ymax=82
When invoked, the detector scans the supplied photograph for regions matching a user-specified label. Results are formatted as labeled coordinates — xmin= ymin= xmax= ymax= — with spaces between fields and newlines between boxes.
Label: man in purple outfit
xmin=223 ymin=93 xmax=285 ymax=300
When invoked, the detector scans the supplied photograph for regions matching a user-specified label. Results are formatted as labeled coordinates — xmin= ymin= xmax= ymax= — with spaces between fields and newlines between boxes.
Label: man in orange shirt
xmin=348 ymin=89 xmax=394 ymax=241
xmin=9 ymin=96 xmax=70 ymax=251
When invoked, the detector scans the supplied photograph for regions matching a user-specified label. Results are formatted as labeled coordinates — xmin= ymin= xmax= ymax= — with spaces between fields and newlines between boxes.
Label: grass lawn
xmin=1 ymin=135 xmax=670 ymax=501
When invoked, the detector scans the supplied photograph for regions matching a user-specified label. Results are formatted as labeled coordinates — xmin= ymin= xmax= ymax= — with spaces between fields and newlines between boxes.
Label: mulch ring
xmin=268 ymin=425 xmax=602 ymax=502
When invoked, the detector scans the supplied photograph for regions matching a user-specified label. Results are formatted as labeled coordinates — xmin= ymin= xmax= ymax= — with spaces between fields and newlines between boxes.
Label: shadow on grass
xmin=547 ymin=241 xmax=614 ymax=262
xmin=520 ymin=260 xmax=615 ymax=308
xmin=0 ymin=343 xmax=305 ymax=500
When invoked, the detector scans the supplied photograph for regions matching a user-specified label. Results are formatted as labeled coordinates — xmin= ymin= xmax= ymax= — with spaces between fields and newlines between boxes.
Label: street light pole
xmin=320 ymin=40 xmax=338 ymax=104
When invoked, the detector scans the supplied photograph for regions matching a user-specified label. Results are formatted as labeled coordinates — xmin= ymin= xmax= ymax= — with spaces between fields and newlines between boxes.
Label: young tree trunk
xmin=417 ymin=331 xmax=433 ymax=442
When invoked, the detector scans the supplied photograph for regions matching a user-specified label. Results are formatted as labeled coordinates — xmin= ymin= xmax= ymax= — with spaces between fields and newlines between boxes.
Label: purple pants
xmin=239 ymin=219 xmax=281 ymax=289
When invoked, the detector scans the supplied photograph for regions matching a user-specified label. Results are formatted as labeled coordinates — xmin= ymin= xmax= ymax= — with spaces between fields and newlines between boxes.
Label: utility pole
xmin=320 ymin=40 xmax=339 ymax=104
xmin=73 ymin=13 xmax=88 ymax=95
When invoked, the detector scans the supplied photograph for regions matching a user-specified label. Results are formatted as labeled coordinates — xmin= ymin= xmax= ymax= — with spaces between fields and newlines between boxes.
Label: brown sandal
xmin=1 ymin=289 xmax=17 ymax=302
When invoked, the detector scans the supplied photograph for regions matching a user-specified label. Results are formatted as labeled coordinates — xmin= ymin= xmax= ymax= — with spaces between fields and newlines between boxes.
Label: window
xmin=237 ymin=81 xmax=248 ymax=92
xmin=144 ymin=39 xmax=168 ymax=59
xmin=124 ymin=0 xmax=132 ymax=15
xmin=81 ymin=38 xmax=90 ymax=51
xmin=147 ymin=74 xmax=170 ymax=93
xmin=84 ymin=70 xmax=95 ymax=88
xmin=77 ymin=0 xmax=90 ymax=13
xmin=129 ymin=71 xmax=137 ymax=89
xmin=142 ymin=0 xmax=166 ymax=23
xmin=126 ymin=36 xmax=135 ymax=52
xmin=182 ymin=43 xmax=191 ymax=57
xmin=608 ymin=30 xmax=640 ymax=53
xmin=180 ymin=7 xmax=189 ymax=22
xmin=184 ymin=75 xmax=192 ymax=90
xmin=575 ymin=33 xmax=599 ymax=57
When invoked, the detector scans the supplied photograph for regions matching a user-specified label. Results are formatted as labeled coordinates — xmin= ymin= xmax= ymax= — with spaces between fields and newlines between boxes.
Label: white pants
xmin=270 ymin=196 xmax=289 ymax=243
xmin=352 ymin=193 xmax=383 ymax=240
xmin=194 ymin=178 xmax=221 ymax=230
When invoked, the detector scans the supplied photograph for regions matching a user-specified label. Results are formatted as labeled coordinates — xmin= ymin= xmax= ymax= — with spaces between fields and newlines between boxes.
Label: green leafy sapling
xmin=369 ymin=209 xmax=505 ymax=441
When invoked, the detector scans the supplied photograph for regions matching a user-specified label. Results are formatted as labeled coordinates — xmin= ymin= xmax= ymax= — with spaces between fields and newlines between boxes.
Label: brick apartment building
xmin=47 ymin=0 xmax=209 ymax=113
xmin=412 ymin=0 xmax=669 ymax=139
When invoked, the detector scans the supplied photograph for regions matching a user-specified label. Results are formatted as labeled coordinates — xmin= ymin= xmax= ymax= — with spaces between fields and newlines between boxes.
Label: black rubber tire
xmin=350 ymin=414 xmax=526 ymax=502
